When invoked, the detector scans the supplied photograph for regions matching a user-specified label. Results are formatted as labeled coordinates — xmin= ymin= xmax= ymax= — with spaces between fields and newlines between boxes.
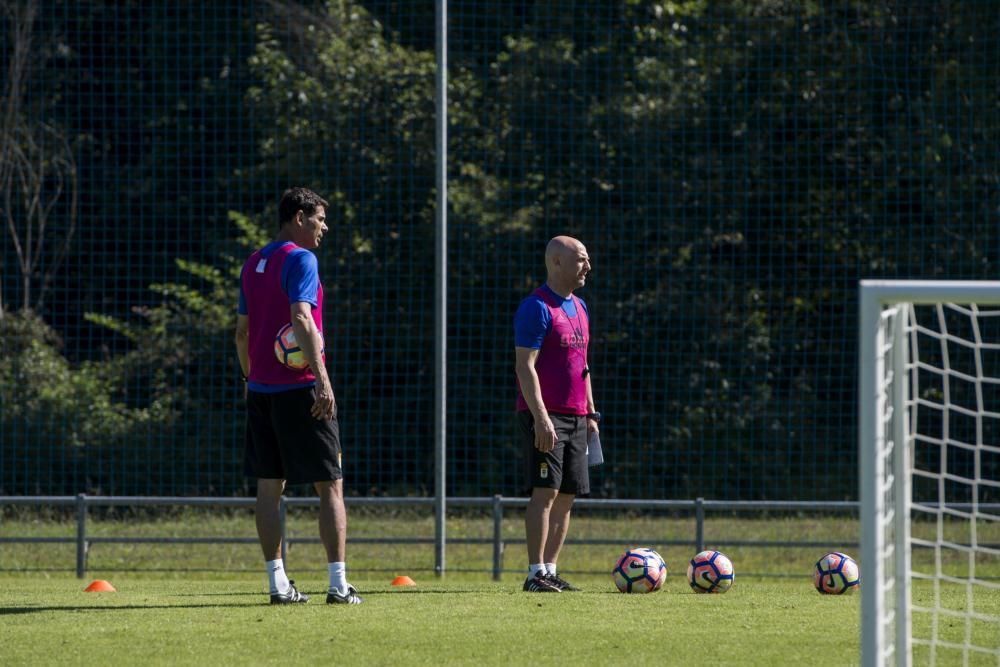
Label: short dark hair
xmin=278 ymin=187 xmax=329 ymax=228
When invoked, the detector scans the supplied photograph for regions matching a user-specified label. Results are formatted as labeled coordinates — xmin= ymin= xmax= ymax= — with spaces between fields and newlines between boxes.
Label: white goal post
xmin=859 ymin=280 xmax=1000 ymax=667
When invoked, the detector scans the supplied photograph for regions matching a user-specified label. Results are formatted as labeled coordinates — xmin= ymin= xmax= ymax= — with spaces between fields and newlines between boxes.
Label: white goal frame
xmin=859 ymin=280 xmax=1000 ymax=667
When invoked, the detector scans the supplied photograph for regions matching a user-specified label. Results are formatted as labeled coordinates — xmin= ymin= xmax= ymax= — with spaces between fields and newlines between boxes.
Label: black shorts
xmin=518 ymin=411 xmax=590 ymax=496
xmin=244 ymin=386 xmax=343 ymax=484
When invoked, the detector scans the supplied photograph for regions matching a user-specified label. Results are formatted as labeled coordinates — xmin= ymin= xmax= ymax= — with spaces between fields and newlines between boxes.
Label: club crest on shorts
xmin=540 ymin=462 xmax=549 ymax=479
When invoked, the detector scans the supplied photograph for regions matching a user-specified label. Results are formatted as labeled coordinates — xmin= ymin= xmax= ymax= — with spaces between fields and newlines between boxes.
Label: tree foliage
xmin=2 ymin=0 xmax=998 ymax=497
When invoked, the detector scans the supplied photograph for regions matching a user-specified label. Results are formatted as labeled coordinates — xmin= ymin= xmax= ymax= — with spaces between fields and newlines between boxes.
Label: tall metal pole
xmin=433 ymin=0 xmax=448 ymax=576
xmin=859 ymin=284 xmax=883 ymax=667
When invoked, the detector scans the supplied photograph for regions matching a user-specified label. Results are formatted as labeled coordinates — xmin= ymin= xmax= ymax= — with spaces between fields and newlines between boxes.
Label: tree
xmin=0 ymin=0 xmax=78 ymax=318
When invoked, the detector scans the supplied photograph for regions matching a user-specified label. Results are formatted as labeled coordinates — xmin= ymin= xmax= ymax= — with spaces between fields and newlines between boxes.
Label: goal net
xmin=860 ymin=281 xmax=1000 ymax=666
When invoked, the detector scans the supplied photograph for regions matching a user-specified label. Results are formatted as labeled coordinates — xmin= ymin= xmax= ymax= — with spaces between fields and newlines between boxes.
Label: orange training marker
xmin=84 ymin=580 xmax=116 ymax=592
xmin=390 ymin=575 xmax=416 ymax=587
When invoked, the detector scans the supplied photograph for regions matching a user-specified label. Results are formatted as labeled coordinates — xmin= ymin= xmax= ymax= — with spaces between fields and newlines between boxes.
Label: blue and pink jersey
xmin=514 ymin=285 xmax=590 ymax=414
xmin=239 ymin=241 xmax=324 ymax=393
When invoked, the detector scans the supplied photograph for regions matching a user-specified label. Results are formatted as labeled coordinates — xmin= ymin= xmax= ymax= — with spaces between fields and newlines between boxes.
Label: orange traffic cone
xmin=390 ymin=575 xmax=416 ymax=587
xmin=84 ymin=580 xmax=116 ymax=592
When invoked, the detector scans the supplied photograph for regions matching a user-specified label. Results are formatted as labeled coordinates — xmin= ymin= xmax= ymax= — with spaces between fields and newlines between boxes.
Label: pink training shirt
xmin=241 ymin=242 xmax=324 ymax=386
xmin=516 ymin=286 xmax=590 ymax=414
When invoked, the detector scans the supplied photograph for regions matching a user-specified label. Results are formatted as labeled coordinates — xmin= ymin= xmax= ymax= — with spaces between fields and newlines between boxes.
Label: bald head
xmin=545 ymin=235 xmax=583 ymax=267
xmin=544 ymin=235 xmax=590 ymax=296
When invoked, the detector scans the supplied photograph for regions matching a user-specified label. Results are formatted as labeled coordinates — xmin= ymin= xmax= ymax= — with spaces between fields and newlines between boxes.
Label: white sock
xmin=545 ymin=563 xmax=558 ymax=577
xmin=328 ymin=561 xmax=348 ymax=594
xmin=267 ymin=558 xmax=290 ymax=594
xmin=528 ymin=563 xmax=547 ymax=579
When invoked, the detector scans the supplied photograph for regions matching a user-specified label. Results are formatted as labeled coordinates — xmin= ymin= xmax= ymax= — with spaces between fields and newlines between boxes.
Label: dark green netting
xmin=1 ymin=1 xmax=997 ymax=500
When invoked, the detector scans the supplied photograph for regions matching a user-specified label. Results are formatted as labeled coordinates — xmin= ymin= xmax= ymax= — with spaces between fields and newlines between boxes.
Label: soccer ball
xmin=612 ymin=547 xmax=667 ymax=593
xmin=274 ymin=323 xmax=307 ymax=369
xmin=273 ymin=323 xmax=319 ymax=370
xmin=687 ymin=550 xmax=734 ymax=594
xmin=814 ymin=552 xmax=860 ymax=595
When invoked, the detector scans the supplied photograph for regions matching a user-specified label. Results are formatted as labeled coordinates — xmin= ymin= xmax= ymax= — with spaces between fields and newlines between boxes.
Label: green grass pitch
xmin=1 ymin=576 xmax=862 ymax=667
xmin=1 ymin=510 xmax=997 ymax=665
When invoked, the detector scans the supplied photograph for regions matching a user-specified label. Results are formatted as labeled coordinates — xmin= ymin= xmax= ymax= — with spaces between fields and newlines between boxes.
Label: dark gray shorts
xmin=244 ymin=386 xmax=342 ymax=484
xmin=518 ymin=411 xmax=590 ymax=496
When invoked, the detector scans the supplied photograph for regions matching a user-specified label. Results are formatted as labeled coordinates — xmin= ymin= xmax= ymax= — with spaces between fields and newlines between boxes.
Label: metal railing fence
xmin=1 ymin=495 xmax=868 ymax=580
xmin=7 ymin=495 xmax=996 ymax=580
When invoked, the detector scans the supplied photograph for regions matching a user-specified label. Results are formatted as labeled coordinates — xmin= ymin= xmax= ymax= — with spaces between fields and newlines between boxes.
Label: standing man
xmin=235 ymin=187 xmax=362 ymax=605
xmin=514 ymin=235 xmax=600 ymax=593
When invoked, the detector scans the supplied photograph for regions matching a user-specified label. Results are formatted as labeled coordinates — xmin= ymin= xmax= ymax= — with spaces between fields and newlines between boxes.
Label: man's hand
xmin=312 ymin=377 xmax=336 ymax=421
xmin=534 ymin=414 xmax=557 ymax=453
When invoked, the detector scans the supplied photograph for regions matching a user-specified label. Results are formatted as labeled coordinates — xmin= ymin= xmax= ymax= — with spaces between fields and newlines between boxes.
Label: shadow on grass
xmin=0 ymin=589 xmax=552 ymax=614
xmin=0 ymin=602 xmax=255 ymax=615
xmin=164 ymin=588 xmax=620 ymax=596
xmin=165 ymin=588 xmax=496 ymax=596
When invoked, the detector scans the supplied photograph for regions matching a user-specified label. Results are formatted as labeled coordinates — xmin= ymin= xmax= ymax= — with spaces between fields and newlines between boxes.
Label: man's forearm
xmin=291 ymin=316 xmax=329 ymax=384
xmin=515 ymin=366 xmax=548 ymax=421
xmin=235 ymin=332 xmax=250 ymax=377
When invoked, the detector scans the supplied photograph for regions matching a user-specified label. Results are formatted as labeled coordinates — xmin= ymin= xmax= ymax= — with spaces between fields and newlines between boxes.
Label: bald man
xmin=514 ymin=236 xmax=600 ymax=593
